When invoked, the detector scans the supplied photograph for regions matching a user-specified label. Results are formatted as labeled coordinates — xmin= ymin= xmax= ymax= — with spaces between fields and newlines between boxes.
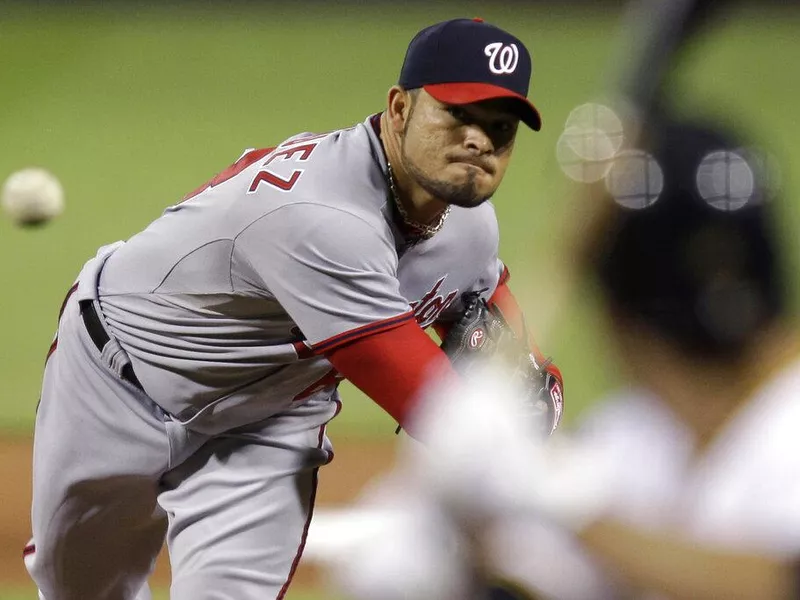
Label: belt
xmin=79 ymin=300 xmax=144 ymax=391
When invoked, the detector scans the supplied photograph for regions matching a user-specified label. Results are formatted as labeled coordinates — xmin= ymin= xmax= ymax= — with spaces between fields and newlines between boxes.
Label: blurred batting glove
xmin=406 ymin=363 xmax=613 ymax=532
xmin=310 ymin=476 xmax=473 ymax=600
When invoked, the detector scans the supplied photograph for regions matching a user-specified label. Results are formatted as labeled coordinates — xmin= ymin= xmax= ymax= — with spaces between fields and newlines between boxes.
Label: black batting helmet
xmin=588 ymin=117 xmax=786 ymax=360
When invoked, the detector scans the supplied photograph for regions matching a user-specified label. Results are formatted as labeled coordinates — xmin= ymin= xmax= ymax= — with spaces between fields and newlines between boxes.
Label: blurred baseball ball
xmin=1 ymin=168 xmax=65 ymax=226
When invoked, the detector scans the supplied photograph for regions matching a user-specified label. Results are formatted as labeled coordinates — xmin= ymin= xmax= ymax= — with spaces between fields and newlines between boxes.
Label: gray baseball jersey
xmin=98 ymin=115 xmax=503 ymax=435
xmin=27 ymin=114 xmax=506 ymax=599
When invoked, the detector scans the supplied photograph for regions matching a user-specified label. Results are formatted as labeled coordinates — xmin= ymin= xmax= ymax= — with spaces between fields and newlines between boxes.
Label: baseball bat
xmin=614 ymin=0 xmax=725 ymax=124
xmin=534 ymin=0 xmax=733 ymax=349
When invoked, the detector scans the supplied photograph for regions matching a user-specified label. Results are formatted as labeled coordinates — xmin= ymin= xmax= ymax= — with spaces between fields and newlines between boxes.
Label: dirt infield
xmin=0 ymin=435 xmax=396 ymax=588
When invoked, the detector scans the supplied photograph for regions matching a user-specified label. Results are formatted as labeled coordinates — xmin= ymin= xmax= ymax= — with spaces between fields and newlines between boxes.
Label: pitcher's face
xmin=399 ymin=90 xmax=519 ymax=207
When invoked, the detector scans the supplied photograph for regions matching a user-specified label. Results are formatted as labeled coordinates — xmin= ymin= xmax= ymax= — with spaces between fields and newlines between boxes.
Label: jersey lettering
xmin=249 ymin=170 xmax=302 ymax=192
xmin=183 ymin=147 xmax=274 ymax=202
xmin=248 ymin=142 xmax=318 ymax=194
xmin=410 ymin=276 xmax=458 ymax=328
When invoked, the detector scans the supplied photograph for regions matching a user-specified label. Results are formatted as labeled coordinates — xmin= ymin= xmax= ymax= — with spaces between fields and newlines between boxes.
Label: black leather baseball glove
xmin=440 ymin=290 xmax=564 ymax=436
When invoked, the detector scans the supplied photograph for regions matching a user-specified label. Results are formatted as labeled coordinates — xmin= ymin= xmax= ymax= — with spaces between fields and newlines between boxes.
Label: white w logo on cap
xmin=484 ymin=42 xmax=519 ymax=75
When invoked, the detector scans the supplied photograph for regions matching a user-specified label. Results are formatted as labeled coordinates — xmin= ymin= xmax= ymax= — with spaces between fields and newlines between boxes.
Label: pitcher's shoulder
xmin=446 ymin=201 xmax=500 ymax=243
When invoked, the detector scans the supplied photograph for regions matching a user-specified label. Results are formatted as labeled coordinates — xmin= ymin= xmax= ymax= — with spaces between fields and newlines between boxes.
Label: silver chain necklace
xmin=386 ymin=163 xmax=451 ymax=240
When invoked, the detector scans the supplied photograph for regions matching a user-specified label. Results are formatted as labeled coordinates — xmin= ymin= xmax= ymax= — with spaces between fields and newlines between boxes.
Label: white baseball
xmin=1 ymin=168 xmax=65 ymax=226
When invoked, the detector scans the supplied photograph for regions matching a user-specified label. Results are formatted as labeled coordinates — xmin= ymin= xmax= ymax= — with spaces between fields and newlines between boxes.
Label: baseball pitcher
xmin=25 ymin=17 xmax=563 ymax=600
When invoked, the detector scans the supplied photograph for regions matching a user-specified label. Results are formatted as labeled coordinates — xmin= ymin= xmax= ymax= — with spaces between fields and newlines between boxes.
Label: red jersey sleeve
xmin=326 ymin=319 xmax=456 ymax=431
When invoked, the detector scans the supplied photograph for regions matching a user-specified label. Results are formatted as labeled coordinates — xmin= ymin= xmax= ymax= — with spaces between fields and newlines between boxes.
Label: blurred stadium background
xmin=1 ymin=1 xmax=798 ymax=598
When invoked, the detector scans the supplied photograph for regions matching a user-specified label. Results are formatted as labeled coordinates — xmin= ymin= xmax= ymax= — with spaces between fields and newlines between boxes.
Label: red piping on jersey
xmin=58 ymin=282 xmax=79 ymax=321
xmin=45 ymin=339 xmax=58 ymax=363
xmin=312 ymin=311 xmax=415 ymax=354
xmin=23 ymin=543 xmax=35 ymax=558
xmin=323 ymin=399 xmax=343 ymax=464
xmin=276 ymin=419 xmax=329 ymax=599
xmin=47 ymin=282 xmax=80 ymax=363
xmin=327 ymin=318 xmax=455 ymax=430
xmin=292 ymin=368 xmax=345 ymax=402
xmin=292 ymin=340 xmax=314 ymax=360
xmin=497 ymin=265 xmax=511 ymax=287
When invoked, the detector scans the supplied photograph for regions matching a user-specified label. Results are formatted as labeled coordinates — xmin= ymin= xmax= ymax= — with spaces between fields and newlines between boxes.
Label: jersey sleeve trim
xmin=312 ymin=311 xmax=416 ymax=354
xmin=498 ymin=264 xmax=511 ymax=287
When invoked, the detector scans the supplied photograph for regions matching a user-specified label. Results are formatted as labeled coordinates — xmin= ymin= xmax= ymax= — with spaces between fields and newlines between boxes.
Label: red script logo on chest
xmin=410 ymin=276 xmax=458 ymax=328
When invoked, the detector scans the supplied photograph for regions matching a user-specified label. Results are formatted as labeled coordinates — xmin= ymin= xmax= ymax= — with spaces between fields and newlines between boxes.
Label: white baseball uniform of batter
xmin=491 ymin=357 xmax=800 ymax=600
xmin=27 ymin=114 xmax=507 ymax=599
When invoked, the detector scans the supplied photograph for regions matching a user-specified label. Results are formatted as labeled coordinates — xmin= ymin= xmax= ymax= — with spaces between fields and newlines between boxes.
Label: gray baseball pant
xmin=27 ymin=288 xmax=338 ymax=599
